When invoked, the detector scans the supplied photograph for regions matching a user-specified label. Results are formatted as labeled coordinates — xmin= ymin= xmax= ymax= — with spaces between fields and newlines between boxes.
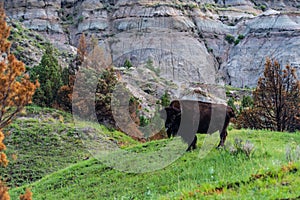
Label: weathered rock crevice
xmin=4 ymin=0 xmax=300 ymax=89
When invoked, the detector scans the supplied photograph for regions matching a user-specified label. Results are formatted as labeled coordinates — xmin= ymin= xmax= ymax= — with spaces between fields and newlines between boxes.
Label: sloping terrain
xmin=7 ymin=19 xmax=75 ymax=68
xmin=5 ymin=122 xmax=300 ymax=199
xmin=1 ymin=1 xmax=300 ymax=199
xmin=0 ymin=106 xmax=138 ymax=188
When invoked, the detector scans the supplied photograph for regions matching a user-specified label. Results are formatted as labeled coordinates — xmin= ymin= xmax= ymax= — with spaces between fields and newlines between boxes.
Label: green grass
xmin=225 ymin=85 xmax=253 ymax=92
xmin=7 ymin=126 xmax=300 ymax=199
xmin=0 ymin=106 xmax=138 ymax=188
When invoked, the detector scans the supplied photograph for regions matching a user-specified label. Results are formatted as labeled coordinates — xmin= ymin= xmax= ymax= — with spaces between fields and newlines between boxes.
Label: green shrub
xmin=160 ymin=91 xmax=171 ymax=107
xmin=227 ymin=97 xmax=238 ymax=114
xmin=140 ymin=115 xmax=150 ymax=127
xmin=186 ymin=4 xmax=197 ymax=10
xmin=145 ymin=59 xmax=160 ymax=76
xmin=260 ymin=5 xmax=267 ymax=11
xmin=30 ymin=44 xmax=63 ymax=107
xmin=234 ymin=39 xmax=240 ymax=45
xmin=124 ymin=59 xmax=133 ymax=69
xmin=78 ymin=16 xmax=84 ymax=24
xmin=225 ymin=34 xmax=235 ymax=44
xmin=241 ymin=95 xmax=253 ymax=110
xmin=66 ymin=15 xmax=73 ymax=21
xmin=254 ymin=5 xmax=267 ymax=11
xmin=238 ymin=34 xmax=245 ymax=40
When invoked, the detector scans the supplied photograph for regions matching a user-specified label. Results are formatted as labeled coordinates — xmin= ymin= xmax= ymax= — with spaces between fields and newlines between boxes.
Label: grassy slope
xmin=0 ymin=106 xmax=138 ymax=188
xmin=8 ymin=127 xmax=300 ymax=199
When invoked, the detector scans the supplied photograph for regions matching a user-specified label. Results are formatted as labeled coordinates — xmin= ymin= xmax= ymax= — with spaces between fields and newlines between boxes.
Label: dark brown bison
xmin=163 ymin=100 xmax=235 ymax=151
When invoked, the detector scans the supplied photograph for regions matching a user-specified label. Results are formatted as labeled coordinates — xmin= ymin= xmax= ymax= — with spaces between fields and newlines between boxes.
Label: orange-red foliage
xmin=56 ymin=72 xmax=75 ymax=112
xmin=236 ymin=58 xmax=300 ymax=131
xmin=19 ymin=188 xmax=32 ymax=200
xmin=77 ymin=34 xmax=87 ymax=65
xmin=0 ymin=6 xmax=10 ymax=54
xmin=0 ymin=4 xmax=39 ymax=129
xmin=0 ymin=130 xmax=8 ymax=167
xmin=0 ymin=3 xmax=38 ymax=169
xmin=0 ymin=4 xmax=38 ymax=199
xmin=56 ymin=84 xmax=73 ymax=112
xmin=0 ymin=181 xmax=10 ymax=200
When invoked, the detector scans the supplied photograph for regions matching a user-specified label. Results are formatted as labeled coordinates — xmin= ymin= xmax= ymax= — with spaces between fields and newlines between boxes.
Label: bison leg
xmin=186 ymin=135 xmax=197 ymax=151
xmin=218 ymin=130 xmax=228 ymax=148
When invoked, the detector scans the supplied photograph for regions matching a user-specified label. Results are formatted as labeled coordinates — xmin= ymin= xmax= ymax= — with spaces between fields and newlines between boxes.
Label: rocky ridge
xmin=4 ymin=0 xmax=300 ymax=91
xmin=7 ymin=19 xmax=75 ymax=68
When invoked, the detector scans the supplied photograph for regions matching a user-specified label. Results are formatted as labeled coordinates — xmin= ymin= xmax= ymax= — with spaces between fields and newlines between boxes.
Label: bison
xmin=163 ymin=100 xmax=235 ymax=151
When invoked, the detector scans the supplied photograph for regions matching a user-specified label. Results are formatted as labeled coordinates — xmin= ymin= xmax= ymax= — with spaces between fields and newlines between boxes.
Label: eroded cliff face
xmin=4 ymin=0 xmax=300 ymax=89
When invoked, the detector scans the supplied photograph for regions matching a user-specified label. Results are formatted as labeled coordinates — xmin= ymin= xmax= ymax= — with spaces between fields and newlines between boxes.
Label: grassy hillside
xmin=7 ymin=124 xmax=300 ymax=199
xmin=0 ymin=106 xmax=138 ymax=188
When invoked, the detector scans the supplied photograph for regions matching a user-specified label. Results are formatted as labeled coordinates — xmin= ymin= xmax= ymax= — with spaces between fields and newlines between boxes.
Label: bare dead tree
xmin=237 ymin=58 xmax=300 ymax=132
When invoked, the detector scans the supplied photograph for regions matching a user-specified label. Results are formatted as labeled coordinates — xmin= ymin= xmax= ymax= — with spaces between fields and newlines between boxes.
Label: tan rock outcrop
xmin=4 ymin=0 xmax=300 ymax=89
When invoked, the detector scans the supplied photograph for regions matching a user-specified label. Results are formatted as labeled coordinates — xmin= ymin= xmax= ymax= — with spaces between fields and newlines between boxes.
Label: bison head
xmin=164 ymin=106 xmax=181 ymax=138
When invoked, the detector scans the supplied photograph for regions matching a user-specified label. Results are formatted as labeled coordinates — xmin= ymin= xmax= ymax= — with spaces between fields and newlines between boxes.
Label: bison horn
xmin=171 ymin=105 xmax=181 ymax=113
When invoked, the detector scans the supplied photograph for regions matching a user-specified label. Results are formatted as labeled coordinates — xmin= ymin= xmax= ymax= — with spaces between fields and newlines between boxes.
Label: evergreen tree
xmin=239 ymin=95 xmax=253 ymax=113
xmin=31 ymin=45 xmax=63 ymax=107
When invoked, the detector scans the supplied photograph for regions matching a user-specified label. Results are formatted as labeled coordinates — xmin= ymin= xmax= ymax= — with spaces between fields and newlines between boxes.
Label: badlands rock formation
xmin=4 ymin=0 xmax=300 ymax=89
